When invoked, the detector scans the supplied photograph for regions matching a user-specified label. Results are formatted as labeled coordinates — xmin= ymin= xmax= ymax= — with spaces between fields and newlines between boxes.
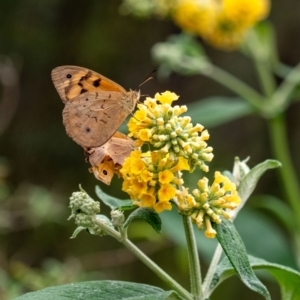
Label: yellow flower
xmin=121 ymin=150 xmax=188 ymax=213
xmin=223 ymin=0 xmax=270 ymax=26
xmin=131 ymin=158 xmax=146 ymax=174
xmin=140 ymin=169 xmax=153 ymax=182
xmin=170 ymin=157 xmax=190 ymax=172
xmin=176 ymin=171 xmax=241 ymax=238
xmin=172 ymin=0 xmax=215 ymax=36
xmin=131 ymin=179 xmax=147 ymax=196
xmin=128 ymin=117 xmax=141 ymax=135
xmin=206 ymin=20 xmax=245 ymax=49
xmin=155 ymin=91 xmax=179 ymax=105
xmin=127 ymin=92 xmax=213 ymax=172
xmin=158 ymin=184 xmax=177 ymax=201
xmin=121 ymin=0 xmax=270 ymax=50
xmin=154 ymin=199 xmax=173 ymax=213
xmin=159 ymin=170 xmax=174 ymax=184
xmin=140 ymin=193 xmax=156 ymax=207
xmin=135 ymin=109 xmax=148 ymax=121
xmin=172 ymin=0 xmax=270 ymax=50
xmin=139 ymin=128 xmax=152 ymax=142
xmin=204 ymin=216 xmax=217 ymax=238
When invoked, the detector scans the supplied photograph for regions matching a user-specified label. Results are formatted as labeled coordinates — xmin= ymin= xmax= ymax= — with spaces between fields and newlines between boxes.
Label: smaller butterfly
xmin=87 ymin=132 xmax=134 ymax=185
xmin=51 ymin=65 xmax=140 ymax=148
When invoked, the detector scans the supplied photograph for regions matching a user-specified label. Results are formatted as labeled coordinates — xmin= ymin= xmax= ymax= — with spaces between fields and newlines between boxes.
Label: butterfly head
xmin=124 ymin=89 xmax=140 ymax=111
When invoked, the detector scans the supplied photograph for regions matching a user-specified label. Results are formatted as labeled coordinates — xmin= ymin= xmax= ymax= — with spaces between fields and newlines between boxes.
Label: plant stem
xmin=267 ymin=114 xmax=300 ymax=226
xmin=122 ymin=238 xmax=193 ymax=300
xmin=182 ymin=215 xmax=203 ymax=300
xmin=267 ymin=114 xmax=300 ymax=267
xmin=245 ymin=28 xmax=276 ymax=99
xmin=248 ymin=33 xmax=300 ymax=266
xmin=253 ymin=58 xmax=275 ymax=99
xmin=200 ymin=63 xmax=265 ymax=110
xmin=93 ymin=217 xmax=193 ymax=300
xmin=272 ymin=61 xmax=300 ymax=110
xmin=202 ymin=244 xmax=223 ymax=298
xmin=247 ymin=31 xmax=300 ymax=215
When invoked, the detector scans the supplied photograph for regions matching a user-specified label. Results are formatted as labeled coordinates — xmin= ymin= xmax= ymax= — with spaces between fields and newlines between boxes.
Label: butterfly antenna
xmin=138 ymin=69 xmax=156 ymax=88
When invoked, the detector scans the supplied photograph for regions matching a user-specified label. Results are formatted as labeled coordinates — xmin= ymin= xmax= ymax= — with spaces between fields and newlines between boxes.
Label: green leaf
xmin=214 ymin=218 xmax=271 ymax=300
xmin=211 ymin=255 xmax=300 ymax=300
xmin=235 ymin=208 xmax=297 ymax=269
xmin=186 ymin=97 xmax=253 ymax=128
xmin=70 ymin=226 xmax=86 ymax=239
xmin=252 ymin=194 xmax=296 ymax=233
xmin=13 ymin=280 xmax=180 ymax=300
xmin=123 ymin=207 xmax=162 ymax=233
xmin=95 ymin=186 xmax=136 ymax=211
xmin=238 ymin=159 xmax=281 ymax=203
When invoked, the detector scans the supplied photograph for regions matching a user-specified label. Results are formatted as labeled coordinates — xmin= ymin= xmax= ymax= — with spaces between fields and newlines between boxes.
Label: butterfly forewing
xmin=52 ymin=65 xmax=139 ymax=149
xmin=62 ymin=91 xmax=132 ymax=148
xmin=51 ymin=66 xmax=126 ymax=103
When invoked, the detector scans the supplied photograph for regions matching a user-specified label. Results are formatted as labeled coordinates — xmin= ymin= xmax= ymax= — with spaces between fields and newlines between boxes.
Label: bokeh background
xmin=1 ymin=0 xmax=300 ymax=299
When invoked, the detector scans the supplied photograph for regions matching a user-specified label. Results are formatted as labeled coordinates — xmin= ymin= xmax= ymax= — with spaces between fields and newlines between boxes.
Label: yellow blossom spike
xmin=126 ymin=91 xmax=213 ymax=172
xmin=120 ymin=148 xmax=189 ymax=213
xmin=172 ymin=0 xmax=270 ymax=50
xmin=178 ymin=170 xmax=241 ymax=238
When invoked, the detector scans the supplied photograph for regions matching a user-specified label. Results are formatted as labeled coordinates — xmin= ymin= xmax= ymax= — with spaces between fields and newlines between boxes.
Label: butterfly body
xmin=51 ymin=65 xmax=140 ymax=148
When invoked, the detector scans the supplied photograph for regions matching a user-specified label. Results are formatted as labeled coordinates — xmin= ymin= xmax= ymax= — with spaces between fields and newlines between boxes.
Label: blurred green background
xmin=1 ymin=0 xmax=300 ymax=299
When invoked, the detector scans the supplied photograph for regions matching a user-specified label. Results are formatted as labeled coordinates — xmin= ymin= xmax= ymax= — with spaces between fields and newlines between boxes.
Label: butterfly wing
xmin=51 ymin=65 xmax=126 ymax=104
xmin=106 ymin=133 xmax=134 ymax=165
xmin=63 ymin=91 xmax=130 ymax=148
xmin=88 ymin=132 xmax=134 ymax=185
xmin=89 ymin=156 xmax=115 ymax=185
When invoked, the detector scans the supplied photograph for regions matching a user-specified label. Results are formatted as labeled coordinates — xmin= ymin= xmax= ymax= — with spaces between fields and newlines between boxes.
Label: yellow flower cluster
xmin=120 ymin=0 xmax=269 ymax=50
xmin=120 ymin=90 xmax=241 ymax=238
xmin=172 ymin=0 xmax=270 ymax=50
xmin=128 ymin=91 xmax=214 ymax=172
xmin=120 ymin=150 xmax=190 ymax=213
xmin=176 ymin=171 xmax=241 ymax=238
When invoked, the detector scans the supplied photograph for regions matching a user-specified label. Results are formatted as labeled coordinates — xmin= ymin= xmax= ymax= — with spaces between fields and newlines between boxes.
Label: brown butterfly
xmin=87 ymin=131 xmax=134 ymax=185
xmin=51 ymin=65 xmax=140 ymax=148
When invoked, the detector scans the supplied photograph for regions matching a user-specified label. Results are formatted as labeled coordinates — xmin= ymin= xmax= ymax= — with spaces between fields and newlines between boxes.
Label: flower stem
xmin=253 ymin=57 xmax=275 ymax=99
xmin=245 ymin=29 xmax=276 ymax=99
xmin=122 ymin=238 xmax=193 ymax=300
xmin=267 ymin=114 xmax=300 ymax=267
xmin=202 ymin=244 xmax=223 ymax=299
xmin=267 ymin=114 xmax=300 ymax=220
xmin=247 ymin=32 xmax=300 ymax=266
xmin=182 ymin=215 xmax=203 ymax=299
xmin=93 ymin=217 xmax=193 ymax=300
xmin=247 ymin=32 xmax=300 ymax=216
xmin=200 ymin=63 xmax=265 ymax=110
xmin=272 ymin=61 xmax=300 ymax=110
